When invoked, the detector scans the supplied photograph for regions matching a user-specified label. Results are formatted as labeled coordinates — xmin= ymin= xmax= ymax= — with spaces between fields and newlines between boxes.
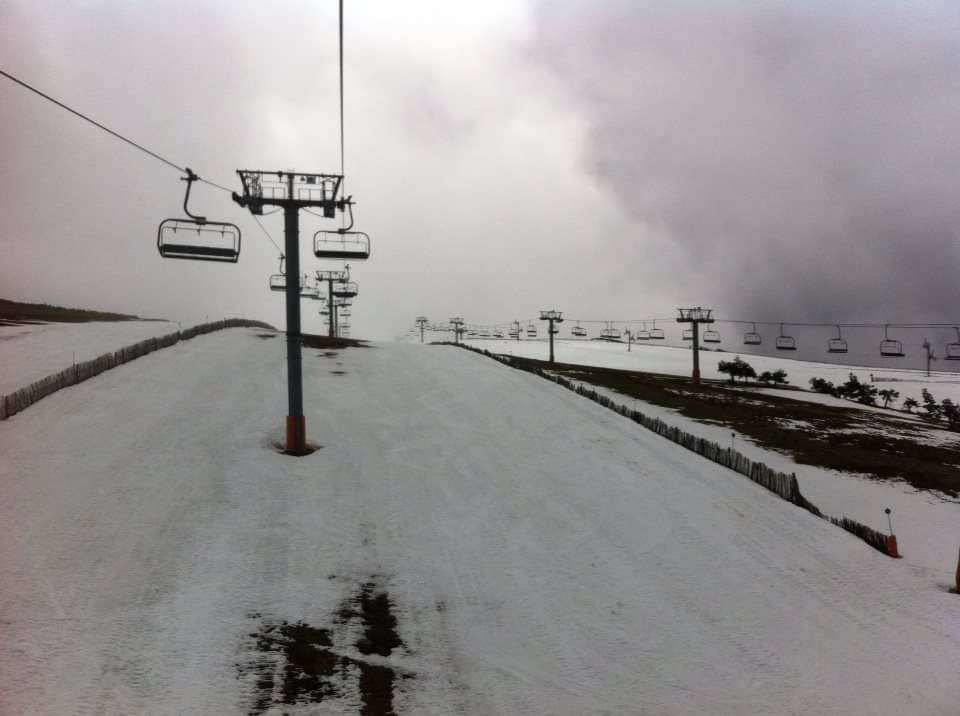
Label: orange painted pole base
xmin=886 ymin=534 xmax=902 ymax=559
xmin=286 ymin=415 xmax=307 ymax=455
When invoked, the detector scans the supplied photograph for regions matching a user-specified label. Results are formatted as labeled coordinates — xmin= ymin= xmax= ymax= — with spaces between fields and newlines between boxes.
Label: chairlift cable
xmin=339 ymin=0 xmax=346 ymax=228
xmin=252 ymin=214 xmax=283 ymax=255
xmin=0 ymin=68 xmax=234 ymax=194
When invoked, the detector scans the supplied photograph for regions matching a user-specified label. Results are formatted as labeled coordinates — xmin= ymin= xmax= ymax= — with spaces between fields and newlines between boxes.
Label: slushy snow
xmin=1 ymin=329 xmax=958 ymax=714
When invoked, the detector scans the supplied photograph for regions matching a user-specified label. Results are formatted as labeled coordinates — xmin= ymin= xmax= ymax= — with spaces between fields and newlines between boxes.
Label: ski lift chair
xmin=827 ymin=325 xmax=848 ymax=354
xmin=946 ymin=328 xmax=960 ymax=361
xmin=743 ymin=322 xmax=762 ymax=345
xmin=313 ymin=231 xmax=371 ymax=261
xmin=649 ymin=320 xmax=665 ymax=340
xmin=702 ymin=328 xmax=721 ymax=343
xmin=879 ymin=325 xmax=905 ymax=357
xmin=682 ymin=328 xmax=694 ymax=341
xmin=332 ymin=281 xmax=359 ymax=298
xmin=269 ymin=274 xmax=287 ymax=292
xmin=636 ymin=322 xmax=651 ymax=340
xmin=527 ymin=324 xmax=538 ymax=337
xmin=157 ymin=169 xmax=241 ymax=262
xmin=775 ymin=323 xmax=797 ymax=350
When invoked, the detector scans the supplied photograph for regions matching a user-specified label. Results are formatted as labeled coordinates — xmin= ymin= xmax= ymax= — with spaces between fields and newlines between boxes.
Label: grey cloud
xmin=530 ymin=0 xmax=960 ymax=324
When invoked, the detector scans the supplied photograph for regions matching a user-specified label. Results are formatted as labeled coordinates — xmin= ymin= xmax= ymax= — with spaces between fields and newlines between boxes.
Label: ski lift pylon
xmin=157 ymin=169 xmax=241 ymax=262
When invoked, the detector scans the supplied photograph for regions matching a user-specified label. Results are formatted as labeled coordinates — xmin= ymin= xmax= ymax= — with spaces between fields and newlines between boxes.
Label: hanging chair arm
xmin=181 ymin=168 xmax=207 ymax=223
xmin=338 ymin=198 xmax=355 ymax=232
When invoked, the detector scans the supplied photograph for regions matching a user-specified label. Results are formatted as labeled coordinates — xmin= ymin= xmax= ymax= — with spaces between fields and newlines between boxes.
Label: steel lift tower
xmin=676 ymin=307 xmax=715 ymax=384
xmin=233 ymin=170 xmax=350 ymax=454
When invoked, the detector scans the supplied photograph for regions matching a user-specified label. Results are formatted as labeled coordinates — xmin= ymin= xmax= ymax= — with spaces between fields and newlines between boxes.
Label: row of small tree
xmin=808 ymin=374 xmax=960 ymax=430
xmin=717 ymin=357 xmax=788 ymax=386
xmin=807 ymin=374 xmax=898 ymax=407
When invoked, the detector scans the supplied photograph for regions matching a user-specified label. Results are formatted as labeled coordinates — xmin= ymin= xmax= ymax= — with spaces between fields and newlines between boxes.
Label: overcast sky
xmin=2 ymin=0 xmax=959 ymax=367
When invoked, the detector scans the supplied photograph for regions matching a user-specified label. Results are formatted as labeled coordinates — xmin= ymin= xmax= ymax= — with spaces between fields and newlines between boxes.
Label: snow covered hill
xmin=1 ymin=329 xmax=958 ymax=714
xmin=0 ymin=319 xmax=177 ymax=395
xmin=459 ymin=337 xmax=960 ymax=407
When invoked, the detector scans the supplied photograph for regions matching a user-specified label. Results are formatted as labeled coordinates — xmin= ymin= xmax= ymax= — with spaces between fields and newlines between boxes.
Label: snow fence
xmin=447 ymin=343 xmax=894 ymax=558
xmin=0 ymin=319 xmax=275 ymax=421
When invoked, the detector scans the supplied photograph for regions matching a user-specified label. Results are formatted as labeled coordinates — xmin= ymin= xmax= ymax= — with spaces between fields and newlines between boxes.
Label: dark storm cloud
xmin=530 ymin=0 xmax=960 ymax=323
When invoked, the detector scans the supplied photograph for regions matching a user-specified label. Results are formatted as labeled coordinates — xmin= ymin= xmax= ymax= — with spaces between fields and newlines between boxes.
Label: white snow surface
xmin=559 ymin=377 xmax=960 ymax=577
xmin=0 ymin=320 xmax=176 ymax=395
xmin=2 ymin=330 xmax=959 ymax=714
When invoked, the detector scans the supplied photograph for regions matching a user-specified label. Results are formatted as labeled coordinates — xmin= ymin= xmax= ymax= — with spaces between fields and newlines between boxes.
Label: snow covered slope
xmin=0 ymin=320 xmax=176 ymax=395
xmin=463 ymin=337 xmax=960 ymax=406
xmin=1 ymin=330 xmax=958 ymax=714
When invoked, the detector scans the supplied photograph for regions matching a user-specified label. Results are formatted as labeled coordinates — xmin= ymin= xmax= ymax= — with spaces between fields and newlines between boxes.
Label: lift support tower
xmin=233 ymin=170 xmax=350 ymax=455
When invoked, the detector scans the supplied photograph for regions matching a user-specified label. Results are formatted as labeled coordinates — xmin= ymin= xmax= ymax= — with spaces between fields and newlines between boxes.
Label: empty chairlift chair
xmin=157 ymin=170 xmax=241 ymax=263
xmin=313 ymin=231 xmax=371 ymax=261
xmin=527 ymin=324 xmax=538 ymax=338
xmin=648 ymin=320 xmax=665 ymax=340
xmin=743 ymin=322 xmax=762 ymax=345
xmin=946 ymin=328 xmax=960 ymax=361
xmin=702 ymin=327 xmax=721 ymax=343
xmin=827 ymin=325 xmax=848 ymax=354
xmin=775 ymin=323 xmax=797 ymax=351
xmin=269 ymin=255 xmax=287 ymax=291
xmin=879 ymin=325 xmax=905 ymax=357
xmin=636 ymin=322 xmax=651 ymax=341
xmin=682 ymin=328 xmax=694 ymax=341
xmin=332 ymin=281 xmax=359 ymax=298
xmin=571 ymin=322 xmax=587 ymax=338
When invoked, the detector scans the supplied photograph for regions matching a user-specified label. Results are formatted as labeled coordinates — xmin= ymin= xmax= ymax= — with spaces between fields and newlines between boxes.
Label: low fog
xmin=2 ymin=0 xmax=958 ymax=368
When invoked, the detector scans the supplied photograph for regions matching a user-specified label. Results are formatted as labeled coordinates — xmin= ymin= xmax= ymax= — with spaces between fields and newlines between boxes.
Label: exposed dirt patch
xmin=265 ymin=437 xmax=321 ymax=457
xmin=241 ymin=581 xmax=408 ymax=715
xmin=301 ymin=333 xmax=371 ymax=349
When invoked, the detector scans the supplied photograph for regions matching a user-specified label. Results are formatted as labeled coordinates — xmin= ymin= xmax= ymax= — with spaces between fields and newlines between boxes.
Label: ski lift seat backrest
xmin=649 ymin=328 xmax=665 ymax=339
xmin=879 ymin=326 xmax=905 ymax=357
xmin=332 ymin=281 xmax=358 ymax=298
xmin=314 ymin=231 xmax=370 ymax=260
xmin=702 ymin=329 xmax=721 ymax=343
xmin=776 ymin=336 xmax=797 ymax=350
xmin=744 ymin=332 xmax=762 ymax=345
xmin=636 ymin=330 xmax=650 ymax=340
xmin=880 ymin=340 xmax=904 ymax=357
xmin=158 ymin=219 xmax=241 ymax=263
xmin=828 ymin=338 xmax=848 ymax=353
xmin=269 ymin=274 xmax=286 ymax=291
xmin=947 ymin=329 xmax=960 ymax=360
xmin=682 ymin=328 xmax=694 ymax=340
